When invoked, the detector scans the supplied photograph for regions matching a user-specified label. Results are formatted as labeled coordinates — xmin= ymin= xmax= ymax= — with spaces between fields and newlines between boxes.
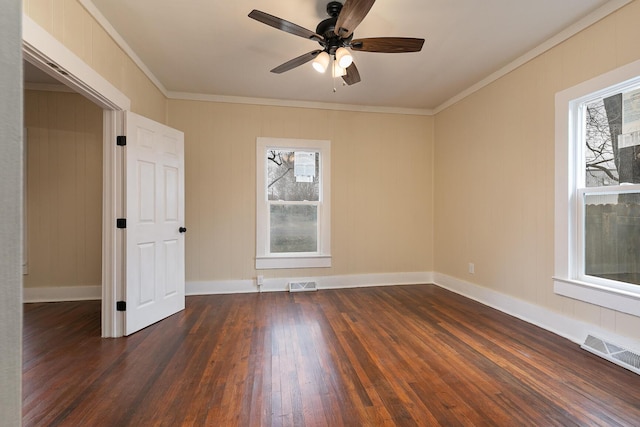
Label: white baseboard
xmin=432 ymin=272 xmax=620 ymax=346
xmin=186 ymin=279 xmax=257 ymax=295
xmin=23 ymin=285 xmax=101 ymax=302
xmin=187 ymin=271 xmax=615 ymax=347
xmin=186 ymin=271 xmax=433 ymax=295
xmin=26 ymin=273 xmax=637 ymax=351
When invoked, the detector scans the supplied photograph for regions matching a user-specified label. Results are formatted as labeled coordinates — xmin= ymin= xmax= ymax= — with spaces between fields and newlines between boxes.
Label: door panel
xmin=125 ymin=112 xmax=185 ymax=335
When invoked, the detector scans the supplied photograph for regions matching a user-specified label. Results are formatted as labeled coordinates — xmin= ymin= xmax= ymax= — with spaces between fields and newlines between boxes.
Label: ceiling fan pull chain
xmin=330 ymin=57 xmax=337 ymax=93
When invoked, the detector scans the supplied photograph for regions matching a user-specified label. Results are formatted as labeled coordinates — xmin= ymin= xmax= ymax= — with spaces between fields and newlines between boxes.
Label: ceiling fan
xmin=248 ymin=0 xmax=425 ymax=86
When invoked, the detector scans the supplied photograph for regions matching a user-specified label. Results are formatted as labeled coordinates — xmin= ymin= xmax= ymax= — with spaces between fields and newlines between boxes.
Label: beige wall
xmin=434 ymin=0 xmax=640 ymax=340
xmin=23 ymin=89 xmax=103 ymax=289
xmin=168 ymin=101 xmax=434 ymax=282
xmin=23 ymin=0 xmax=167 ymax=123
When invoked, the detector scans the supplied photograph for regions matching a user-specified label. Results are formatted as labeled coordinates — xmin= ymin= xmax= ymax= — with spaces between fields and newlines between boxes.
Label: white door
xmin=125 ymin=111 xmax=185 ymax=335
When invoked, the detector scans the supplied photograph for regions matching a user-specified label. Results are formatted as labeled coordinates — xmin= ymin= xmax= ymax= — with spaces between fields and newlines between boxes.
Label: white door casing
xmin=125 ymin=112 xmax=185 ymax=335
xmin=23 ymin=14 xmax=131 ymax=337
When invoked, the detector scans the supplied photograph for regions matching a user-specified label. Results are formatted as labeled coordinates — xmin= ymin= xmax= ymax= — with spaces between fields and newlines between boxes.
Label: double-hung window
xmin=256 ymin=137 xmax=331 ymax=269
xmin=555 ymin=59 xmax=640 ymax=316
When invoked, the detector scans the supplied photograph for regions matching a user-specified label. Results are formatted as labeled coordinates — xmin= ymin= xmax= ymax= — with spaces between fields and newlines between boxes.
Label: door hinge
xmin=116 ymin=135 xmax=126 ymax=146
xmin=116 ymin=218 xmax=126 ymax=229
xmin=116 ymin=301 xmax=126 ymax=311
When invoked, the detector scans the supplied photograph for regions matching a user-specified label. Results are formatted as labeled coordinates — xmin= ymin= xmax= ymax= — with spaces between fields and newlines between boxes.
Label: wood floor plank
xmin=23 ymin=285 xmax=640 ymax=426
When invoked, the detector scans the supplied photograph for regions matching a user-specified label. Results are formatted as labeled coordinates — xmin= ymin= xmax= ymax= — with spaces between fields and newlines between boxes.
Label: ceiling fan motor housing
xmin=317 ymin=1 xmax=353 ymax=54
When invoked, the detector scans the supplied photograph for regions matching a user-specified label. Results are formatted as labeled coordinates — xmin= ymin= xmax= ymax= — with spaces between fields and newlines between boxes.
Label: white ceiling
xmin=85 ymin=0 xmax=617 ymax=112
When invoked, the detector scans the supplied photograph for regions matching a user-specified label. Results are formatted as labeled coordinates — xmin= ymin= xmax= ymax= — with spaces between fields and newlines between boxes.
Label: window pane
xmin=584 ymin=193 xmax=640 ymax=285
xmin=267 ymin=150 xmax=319 ymax=201
xmin=584 ymin=89 xmax=640 ymax=187
xmin=584 ymin=98 xmax=619 ymax=187
xmin=270 ymin=204 xmax=318 ymax=253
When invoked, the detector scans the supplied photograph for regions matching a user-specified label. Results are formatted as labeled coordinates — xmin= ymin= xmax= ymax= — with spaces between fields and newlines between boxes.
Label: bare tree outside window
xmin=585 ymin=99 xmax=618 ymax=186
xmin=267 ymin=150 xmax=319 ymax=201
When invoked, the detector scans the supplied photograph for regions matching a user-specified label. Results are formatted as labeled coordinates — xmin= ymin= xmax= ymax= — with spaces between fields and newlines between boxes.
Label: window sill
xmin=256 ymin=255 xmax=332 ymax=270
xmin=553 ymin=277 xmax=640 ymax=316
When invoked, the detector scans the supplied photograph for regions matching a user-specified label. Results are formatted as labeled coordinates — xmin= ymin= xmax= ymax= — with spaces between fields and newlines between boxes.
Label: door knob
xmin=179 ymin=227 xmax=187 ymax=233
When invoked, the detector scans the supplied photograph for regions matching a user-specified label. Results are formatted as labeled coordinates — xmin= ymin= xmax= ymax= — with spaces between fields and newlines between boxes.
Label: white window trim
xmin=554 ymin=58 xmax=640 ymax=316
xmin=256 ymin=137 xmax=331 ymax=269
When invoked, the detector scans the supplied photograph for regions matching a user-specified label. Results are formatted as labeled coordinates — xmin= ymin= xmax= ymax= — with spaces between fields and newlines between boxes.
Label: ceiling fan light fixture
xmin=335 ymin=47 xmax=353 ymax=68
xmin=312 ymin=52 xmax=330 ymax=73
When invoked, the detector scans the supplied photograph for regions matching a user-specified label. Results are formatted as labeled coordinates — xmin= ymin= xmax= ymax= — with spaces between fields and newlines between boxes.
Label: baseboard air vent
xmin=289 ymin=281 xmax=317 ymax=292
xmin=582 ymin=334 xmax=640 ymax=376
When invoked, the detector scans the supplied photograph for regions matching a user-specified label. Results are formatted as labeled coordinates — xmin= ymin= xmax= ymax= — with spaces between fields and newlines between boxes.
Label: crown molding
xmin=167 ymin=91 xmax=434 ymax=116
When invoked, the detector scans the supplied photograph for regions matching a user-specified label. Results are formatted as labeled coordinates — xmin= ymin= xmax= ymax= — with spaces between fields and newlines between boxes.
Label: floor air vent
xmin=582 ymin=334 xmax=640 ymax=375
xmin=288 ymin=281 xmax=317 ymax=292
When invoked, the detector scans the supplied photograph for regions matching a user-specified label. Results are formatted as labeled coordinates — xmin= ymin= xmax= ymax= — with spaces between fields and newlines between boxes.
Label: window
xmin=555 ymin=59 xmax=640 ymax=316
xmin=256 ymin=137 xmax=331 ymax=269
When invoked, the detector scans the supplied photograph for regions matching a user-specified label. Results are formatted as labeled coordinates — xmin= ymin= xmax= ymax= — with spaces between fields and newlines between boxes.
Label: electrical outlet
xmin=257 ymin=275 xmax=264 ymax=286
xmin=468 ymin=263 xmax=475 ymax=274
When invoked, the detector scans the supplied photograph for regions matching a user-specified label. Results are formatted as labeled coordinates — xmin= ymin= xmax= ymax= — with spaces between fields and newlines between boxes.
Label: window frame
xmin=256 ymin=137 xmax=331 ymax=269
xmin=554 ymin=59 xmax=640 ymax=316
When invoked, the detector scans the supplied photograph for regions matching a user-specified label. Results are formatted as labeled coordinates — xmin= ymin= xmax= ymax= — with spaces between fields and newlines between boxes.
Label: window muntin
xmin=256 ymin=138 xmax=331 ymax=269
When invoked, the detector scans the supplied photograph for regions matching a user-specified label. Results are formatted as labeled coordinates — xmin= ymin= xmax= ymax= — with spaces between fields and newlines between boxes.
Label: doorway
xmin=23 ymin=15 xmax=129 ymax=337
xmin=23 ymin=66 xmax=104 ymax=304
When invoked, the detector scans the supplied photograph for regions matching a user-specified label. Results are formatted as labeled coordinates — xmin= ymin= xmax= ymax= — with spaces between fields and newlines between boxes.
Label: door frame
xmin=22 ymin=14 xmax=130 ymax=337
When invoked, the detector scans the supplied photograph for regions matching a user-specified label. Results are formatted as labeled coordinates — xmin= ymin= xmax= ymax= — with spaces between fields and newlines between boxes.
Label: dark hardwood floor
xmin=23 ymin=285 xmax=640 ymax=426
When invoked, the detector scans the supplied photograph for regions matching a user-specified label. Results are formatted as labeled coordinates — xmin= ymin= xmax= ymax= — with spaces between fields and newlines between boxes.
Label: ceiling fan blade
xmin=342 ymin=62 xmax=361 ymax=85
xmin=351 ymin=37 xmax=425 ymax=53
xmin=270 ymin=50 xmax=323 ymax=74
xmin=334 ymin=0 xmax=376 ymax=38
xmin=249 ymin=10 xmax=324 ymax=43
